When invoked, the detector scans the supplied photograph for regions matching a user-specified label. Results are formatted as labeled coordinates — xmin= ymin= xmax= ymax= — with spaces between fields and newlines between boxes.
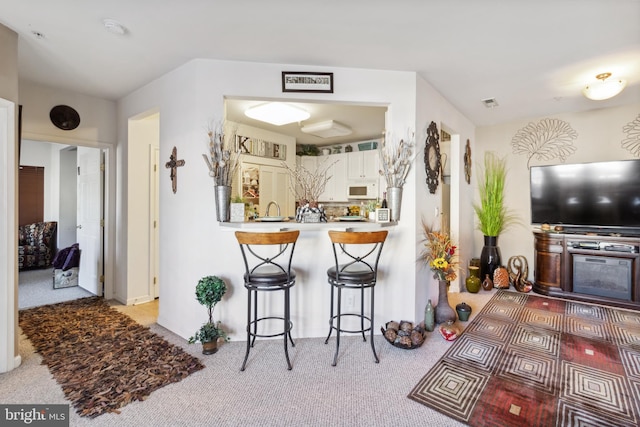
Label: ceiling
xmin=1 ymin=0 xmax=639 ymax=143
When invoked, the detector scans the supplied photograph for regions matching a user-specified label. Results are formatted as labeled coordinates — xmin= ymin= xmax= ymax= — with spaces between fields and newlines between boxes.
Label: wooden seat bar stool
xmin=235 ymin=230 xmax=300 ymax=371
xmin=325 ymin=230 xmax=388 ymax=366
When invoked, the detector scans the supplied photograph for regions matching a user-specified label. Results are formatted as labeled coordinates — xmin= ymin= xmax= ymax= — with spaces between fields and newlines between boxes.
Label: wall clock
xmin=464 ymin=139 xmax=472 ymax=184
xmin=49 ymin=105 xmax=80 ymax=130
xmin=424 ymin=121 xmax=441 ymax=194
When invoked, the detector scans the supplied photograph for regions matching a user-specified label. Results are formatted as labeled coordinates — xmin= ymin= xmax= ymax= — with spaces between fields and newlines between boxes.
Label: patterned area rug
xmin=408 ymin=290 xmax=640 ymax=426
xmin=19 ymin=297 xmax=204 ymax=418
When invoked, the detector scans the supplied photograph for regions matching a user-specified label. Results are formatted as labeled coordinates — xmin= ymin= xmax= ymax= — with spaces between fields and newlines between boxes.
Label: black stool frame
xmin=325 ymin=230 xmax=388 ymax=366
xmin=235 ymin=230 xmax=300 ymax=371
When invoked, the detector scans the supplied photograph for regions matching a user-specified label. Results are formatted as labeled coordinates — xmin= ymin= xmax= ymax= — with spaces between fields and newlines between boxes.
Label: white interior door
xmin=77 ymin=147 xmax=103 ymax=296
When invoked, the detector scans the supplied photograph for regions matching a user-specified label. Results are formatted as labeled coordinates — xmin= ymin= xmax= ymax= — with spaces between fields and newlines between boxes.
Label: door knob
xmin=76 ymin=225 xmax=82 ymax=229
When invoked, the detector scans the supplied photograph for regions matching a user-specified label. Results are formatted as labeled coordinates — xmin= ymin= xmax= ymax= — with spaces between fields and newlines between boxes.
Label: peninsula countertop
xmin=219 ymin=218 xmax=398 ymax=231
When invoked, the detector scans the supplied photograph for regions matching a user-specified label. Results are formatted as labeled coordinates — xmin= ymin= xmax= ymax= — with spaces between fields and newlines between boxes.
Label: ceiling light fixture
xmin=244 ymin=103 xmax=310 ymax=126
xmin=582 ymin=72 xmax=627 ymax=101
xmin=300 ymin=120 xmax=352 ymax=138
xmin=103 ymin=19 xmax=127 ymax=36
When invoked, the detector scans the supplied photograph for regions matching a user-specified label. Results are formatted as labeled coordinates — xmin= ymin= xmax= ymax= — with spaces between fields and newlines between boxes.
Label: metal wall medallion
xmin=424 ymin=121 xmax=441 ymax=194
xmin=49 ymin=105 xmax=81 ymax=130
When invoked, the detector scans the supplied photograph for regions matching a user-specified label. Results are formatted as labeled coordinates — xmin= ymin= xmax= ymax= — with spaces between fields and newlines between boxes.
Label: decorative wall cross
xmin=165 ymin=146 xmax=185 ymax=194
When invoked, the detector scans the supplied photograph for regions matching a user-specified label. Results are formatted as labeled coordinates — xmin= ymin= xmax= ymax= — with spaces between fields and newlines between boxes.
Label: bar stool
xmin=325 ymin=230 xmax=388 ymax=366
xmin=235 ymin=230 xmax=300 ymax=371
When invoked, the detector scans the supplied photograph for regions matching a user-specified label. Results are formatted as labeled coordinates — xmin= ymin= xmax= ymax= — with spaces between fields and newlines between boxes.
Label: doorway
xmin=18 ymin=140 xmax=105 ymax=308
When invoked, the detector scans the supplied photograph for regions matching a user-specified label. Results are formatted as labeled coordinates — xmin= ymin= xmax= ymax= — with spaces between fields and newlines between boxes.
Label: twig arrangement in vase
xmin=378 ymin=130 xmax=416 ymax=188
xmin=202 ymin=121 xmax=240 ymax=221
xmin=281 ymin=158 xmax=336 ymax=222
xmin=378 ymin=130 xmax=415 ymax=220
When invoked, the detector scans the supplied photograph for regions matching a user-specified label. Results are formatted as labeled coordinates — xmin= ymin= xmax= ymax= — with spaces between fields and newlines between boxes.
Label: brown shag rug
xmin=19 ymin=297 xmax=204 ymax=418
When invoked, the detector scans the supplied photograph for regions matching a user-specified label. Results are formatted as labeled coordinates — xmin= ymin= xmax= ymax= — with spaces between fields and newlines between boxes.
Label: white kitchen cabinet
xmin=347 ymin=150 xmax=379 ymax=180
xmin=319 ymin=153 xmax=347 ymax=202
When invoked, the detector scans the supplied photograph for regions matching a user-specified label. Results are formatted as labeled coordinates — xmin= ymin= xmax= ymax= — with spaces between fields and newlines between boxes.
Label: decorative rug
xmin=408 ymin=290 xmax=640 ymax=426
xmin=19 ymin=297 xmax=204 ymax=418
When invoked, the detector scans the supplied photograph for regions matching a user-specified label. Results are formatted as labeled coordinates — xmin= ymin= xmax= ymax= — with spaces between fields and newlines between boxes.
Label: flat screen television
xmin=530 ymin=159 xmax=640 ymax=234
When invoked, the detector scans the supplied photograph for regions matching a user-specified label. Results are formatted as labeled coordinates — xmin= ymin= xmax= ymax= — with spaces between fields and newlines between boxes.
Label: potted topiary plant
xmin=188 ymin=275 xmax=229 ymax=354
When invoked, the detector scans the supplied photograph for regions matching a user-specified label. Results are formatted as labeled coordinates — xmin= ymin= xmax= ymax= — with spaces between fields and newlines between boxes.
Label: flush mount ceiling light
xmin=300 ymin=120 xmax=352 ymax=138
xmin=244 ymin=103 xmax=310 ymax=126
xmin=582 ymin=72 xmax=627 ymax=101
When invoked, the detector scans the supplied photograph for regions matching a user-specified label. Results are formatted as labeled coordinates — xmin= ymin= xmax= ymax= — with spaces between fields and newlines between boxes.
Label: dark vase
xmin=435 ymin=280 xmax=457 ymax=324
xmin=480 ymin=235 xmax=501 ymax=280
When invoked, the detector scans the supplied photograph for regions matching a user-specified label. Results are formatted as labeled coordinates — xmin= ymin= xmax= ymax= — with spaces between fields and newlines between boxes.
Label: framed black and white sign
xmin=375 ymin=208 xmax=390 ymax=223
xmin=282 ymin=72 xmax=333 ymax=93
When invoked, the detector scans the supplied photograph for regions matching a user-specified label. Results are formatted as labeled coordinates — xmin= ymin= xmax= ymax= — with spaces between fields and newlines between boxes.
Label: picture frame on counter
xmin=375 ymin=208 xmax=390 ymax=223
xmin=282 ymin=71 xmax=333 ymax=93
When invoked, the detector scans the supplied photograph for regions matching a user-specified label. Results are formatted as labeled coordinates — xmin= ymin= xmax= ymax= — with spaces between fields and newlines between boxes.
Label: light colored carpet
xmin=4 ymin=290 xmax=496 ymax=426
xmin=18 ymin=268 xmax=94 ymax=309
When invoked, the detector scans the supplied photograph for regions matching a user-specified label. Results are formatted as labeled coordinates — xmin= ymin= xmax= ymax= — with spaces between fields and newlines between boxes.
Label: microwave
xmin=347 ymin=181 xmax=377 ymax=199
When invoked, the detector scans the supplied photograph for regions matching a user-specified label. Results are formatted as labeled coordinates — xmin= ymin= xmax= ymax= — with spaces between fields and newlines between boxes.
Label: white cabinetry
xmin=319 ymin=153 xmax=347 ymax=202
xmin=347 ymin=150 xmax=379 ymax=180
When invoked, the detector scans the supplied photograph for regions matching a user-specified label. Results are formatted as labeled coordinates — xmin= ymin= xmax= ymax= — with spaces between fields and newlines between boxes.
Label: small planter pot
xmin=202 ymin=340 xmax=218 ymax=355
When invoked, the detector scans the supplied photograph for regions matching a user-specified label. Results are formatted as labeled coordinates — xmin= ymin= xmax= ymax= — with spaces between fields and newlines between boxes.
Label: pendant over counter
xmin=165 ymin=146 xmax=185 ymax=194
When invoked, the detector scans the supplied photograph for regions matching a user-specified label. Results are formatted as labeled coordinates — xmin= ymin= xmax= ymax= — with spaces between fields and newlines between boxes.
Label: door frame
xmin=18 ymin=135 xmax=114 ymax=300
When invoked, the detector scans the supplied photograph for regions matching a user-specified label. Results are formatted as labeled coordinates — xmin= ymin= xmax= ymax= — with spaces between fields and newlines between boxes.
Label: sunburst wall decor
xmin=511 ymin=118 xmax=578 ymax=168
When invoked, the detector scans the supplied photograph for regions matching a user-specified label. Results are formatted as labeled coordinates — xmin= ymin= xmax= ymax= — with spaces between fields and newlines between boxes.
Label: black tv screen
xmin=530 ymin=159 xmax=640 ymax=232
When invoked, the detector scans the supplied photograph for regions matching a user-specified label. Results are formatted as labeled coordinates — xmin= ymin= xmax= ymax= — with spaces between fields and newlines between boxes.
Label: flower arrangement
xmin=420 ymin=221 xmax=458 ymax=281
xmin=378 ymin=130 xmax=415 ymax=188
xmin=202 ymin=121 xmax=240 ymax=186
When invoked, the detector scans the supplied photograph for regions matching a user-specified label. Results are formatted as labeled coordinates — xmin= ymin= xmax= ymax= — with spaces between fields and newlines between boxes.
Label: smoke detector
xmin=103 ymin=19 xmax=127 ymax=35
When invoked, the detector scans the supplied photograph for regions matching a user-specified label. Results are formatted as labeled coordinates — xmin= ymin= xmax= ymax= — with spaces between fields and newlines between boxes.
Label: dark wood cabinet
xmin=533 ymin=231 xmax=640 ymax=310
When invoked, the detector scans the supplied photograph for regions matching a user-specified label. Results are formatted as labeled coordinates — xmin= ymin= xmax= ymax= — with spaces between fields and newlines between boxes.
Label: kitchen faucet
xmin=266 ymin=201 xmax=281 ymax=217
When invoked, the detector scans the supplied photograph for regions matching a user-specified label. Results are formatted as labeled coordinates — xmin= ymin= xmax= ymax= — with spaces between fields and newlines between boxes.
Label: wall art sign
xmin=236 ymin=135 xmax=287 ymax=160
xmin=282 ymin=71 xmax=333 ymax=93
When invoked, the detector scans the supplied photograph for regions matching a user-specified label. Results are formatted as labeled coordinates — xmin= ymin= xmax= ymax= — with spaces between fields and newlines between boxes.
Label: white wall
xmin=119 ymin=59 xmax=440 ymax=340
xmin=414 ymin=75 xmax=477 ymax=315
xmin=476 ymin=103 xmax=640 ymax=278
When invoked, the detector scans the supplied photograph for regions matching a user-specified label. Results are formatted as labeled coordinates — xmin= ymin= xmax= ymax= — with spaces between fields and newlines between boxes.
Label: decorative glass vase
xmin=480 ymin=235 xmax=501 ymax=280
xmin=435 ymin=280 xmax=457 ymax=324
xmin=465 ymin=265 xmax=481 ymax=293
xmin=424 ymin=299 xmax=435 ymax=332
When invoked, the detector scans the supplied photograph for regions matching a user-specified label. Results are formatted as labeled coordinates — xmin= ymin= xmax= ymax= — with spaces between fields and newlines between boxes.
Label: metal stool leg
xmin=370 ymin=285 xmax=379 ymax=363
xmin=283 ymin=287 xmax=293 ymax=370
xmin=360 ymin=286 xmax=366 ymax=341
xmin=331 ymin=286 xmax=342 ymax=366
xmin=324 ymin=284 xmax=335 ymax=344
xmin=241 ymin=288 xmax=252 ymax=371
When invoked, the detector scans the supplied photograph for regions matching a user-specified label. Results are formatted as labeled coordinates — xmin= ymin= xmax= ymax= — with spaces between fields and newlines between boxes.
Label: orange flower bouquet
xmin=420 ymin=221 xmax=458 ymax=282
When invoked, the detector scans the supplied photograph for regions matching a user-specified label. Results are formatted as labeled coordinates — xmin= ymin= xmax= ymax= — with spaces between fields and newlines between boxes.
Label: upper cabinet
xmin=319 ymin=153 xmax=347 ymax=202
xmin=347 ymin=150 xmax=379 ymax=181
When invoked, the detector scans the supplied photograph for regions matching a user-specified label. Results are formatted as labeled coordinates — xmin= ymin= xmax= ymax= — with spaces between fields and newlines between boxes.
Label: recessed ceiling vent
xmin=481 ymin=98 xmax=499 ymax=108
